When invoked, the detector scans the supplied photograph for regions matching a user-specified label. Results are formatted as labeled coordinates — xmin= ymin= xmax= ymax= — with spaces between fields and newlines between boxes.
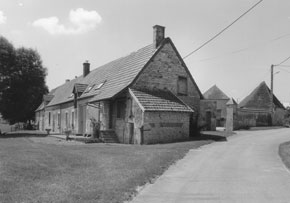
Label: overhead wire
xmin=183 ymin=0 xmax=264 ymax=60
xmin=197 ymin=33 xmax=290 ymax=63
xmin=277 ymin=67 xmax=290 ymax=74
xmin=276 ymin=55 xmax=290 ymax=66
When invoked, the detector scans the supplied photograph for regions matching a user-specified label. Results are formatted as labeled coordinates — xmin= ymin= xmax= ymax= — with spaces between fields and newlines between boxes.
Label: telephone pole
xmin=270 ymin=64 xmax=274 ymax=115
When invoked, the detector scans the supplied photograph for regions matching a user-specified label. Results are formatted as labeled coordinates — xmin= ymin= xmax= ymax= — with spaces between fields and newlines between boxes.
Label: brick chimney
xmin=153 ymin=25 xmax=165 ymax=48
xmin=83 ymin=60 xmax=90 ymax=77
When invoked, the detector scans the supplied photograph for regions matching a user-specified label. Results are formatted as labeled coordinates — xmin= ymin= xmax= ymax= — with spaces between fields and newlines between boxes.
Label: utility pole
xmin=270 ymin=64 xmax=274 ymax=115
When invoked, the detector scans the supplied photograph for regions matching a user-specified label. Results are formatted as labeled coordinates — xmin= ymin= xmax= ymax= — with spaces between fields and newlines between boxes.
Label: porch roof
xmin=130 ymin=88 xmax=194 ymax=113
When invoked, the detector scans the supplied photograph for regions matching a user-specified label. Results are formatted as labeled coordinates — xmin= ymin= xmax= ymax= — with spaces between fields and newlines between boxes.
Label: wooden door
xmin=129 ymin=123 xmax=134 ymax=144
xmin=206 ymin=111 xmax=212 ymax=131
xmin=78 ymin=105 xmax=86 ymax=134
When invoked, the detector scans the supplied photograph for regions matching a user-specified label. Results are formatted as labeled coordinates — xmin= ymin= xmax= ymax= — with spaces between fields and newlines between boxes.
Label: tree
xmin=0 ymin=36 xmax=48 ymax=125
xmin=0 ymin=36 xmax=16 ymax=96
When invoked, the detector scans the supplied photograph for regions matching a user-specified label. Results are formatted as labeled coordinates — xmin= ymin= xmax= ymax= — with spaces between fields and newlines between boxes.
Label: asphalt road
xmin=131 ymin=128 xmax=290 ymax=203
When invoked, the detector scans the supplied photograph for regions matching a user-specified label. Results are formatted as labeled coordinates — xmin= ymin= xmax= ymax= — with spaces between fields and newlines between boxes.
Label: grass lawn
xmin=0 ymin=136 xmax=212 ymax=203
xmin=279 ymin=141 xmax=290 ymax=170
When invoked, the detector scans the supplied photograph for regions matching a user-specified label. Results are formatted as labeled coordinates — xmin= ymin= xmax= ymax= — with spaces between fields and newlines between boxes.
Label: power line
xmin=183 ymin=0 xmax=264 ymax=60
xmin=276 ymin=55 xmax=290 ymax=66
xmin=197 ymin=33 xmax=290 ymax=63
xmin=277 ymin=67 xmax=290 ymax=74
xmin=277 ymin=64 xmax=290 ymax=68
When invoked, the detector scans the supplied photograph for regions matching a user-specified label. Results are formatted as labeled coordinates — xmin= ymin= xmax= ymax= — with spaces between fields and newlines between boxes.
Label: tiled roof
xmin=47 ymin=77 xmax=81 ymax=106
xmin=130 ymin=88 xmax=193 ymax=112
xmin=35 ymin=102 xmax=45 ymax=112
xmin=238 ymin=81 xmax=285 ymax=110
xmin=203 ymin=85 xmax=230 ymax=100
xmin=43 ymin=94 xmax=54 ymax=102
xmin=47 ymin=44 xmax=156 ymax=107
xmin=36 ymin=88 xmax=58 ymax=111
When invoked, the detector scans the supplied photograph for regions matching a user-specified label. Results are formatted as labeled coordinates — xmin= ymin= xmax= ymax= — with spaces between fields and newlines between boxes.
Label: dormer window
xmin=95 ymin=80 xmax=106 ymax=90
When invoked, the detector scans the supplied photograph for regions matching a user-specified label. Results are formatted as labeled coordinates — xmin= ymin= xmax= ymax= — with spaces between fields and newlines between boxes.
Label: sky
xmin=0 ymin=0 xmax=290 ymax=105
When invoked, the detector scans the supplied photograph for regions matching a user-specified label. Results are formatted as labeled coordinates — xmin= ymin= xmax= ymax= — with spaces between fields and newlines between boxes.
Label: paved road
xmin=131 ymin=128 xmax=290 ymax=203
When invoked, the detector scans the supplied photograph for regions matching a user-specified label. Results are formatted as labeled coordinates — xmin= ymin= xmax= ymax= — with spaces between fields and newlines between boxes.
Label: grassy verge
xmin=0 ymin=137 xmax=212 ymax=203
xmin=279 ymin=141 xmax=290 ymax=170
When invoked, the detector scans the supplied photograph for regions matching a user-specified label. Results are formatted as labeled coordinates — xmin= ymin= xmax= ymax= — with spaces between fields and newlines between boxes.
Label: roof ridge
xmin=238 ymin=81 xmax=284 ymax=109
xmin=203 ymin=85 xmax=229 ymax=100
xmin=47 ymin=43 xmax=156 ymax=106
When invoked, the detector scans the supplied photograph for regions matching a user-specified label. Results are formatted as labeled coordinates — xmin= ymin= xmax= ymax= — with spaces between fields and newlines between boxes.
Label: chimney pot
xmin=83 ymin=60 xmax=90 ymax=77
xmin=153 ymin=25 xmax=165 ymax=48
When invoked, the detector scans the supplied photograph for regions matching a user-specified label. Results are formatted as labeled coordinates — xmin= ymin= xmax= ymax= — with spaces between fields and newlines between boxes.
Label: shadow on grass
xmin=190 ymin=134 xmax=227 ymax=142
xmin=0 ymin=132 xmax=47 ymax=139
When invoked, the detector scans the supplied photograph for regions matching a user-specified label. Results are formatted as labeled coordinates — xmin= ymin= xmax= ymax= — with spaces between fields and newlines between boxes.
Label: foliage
xmin=0 ymin=36 xmax=15 ymax=97
xmin=235 ymin=123 xmax=251 ymax=130
xmin=0 ymin=36 xmax=48 ymax=124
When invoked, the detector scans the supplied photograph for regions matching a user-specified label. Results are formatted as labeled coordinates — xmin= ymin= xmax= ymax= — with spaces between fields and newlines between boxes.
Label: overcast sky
xmin=1 ymin=0 xmax=290 ymax=104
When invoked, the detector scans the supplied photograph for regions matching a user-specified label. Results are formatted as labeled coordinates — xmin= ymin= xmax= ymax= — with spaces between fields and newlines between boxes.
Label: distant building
xmin=203 ymin=85 xmax=232 ymax=127
xmin=36 ymin=25 xmax=213 ymax=144
xmin=237 ymin=81 xmax=285 ymax=127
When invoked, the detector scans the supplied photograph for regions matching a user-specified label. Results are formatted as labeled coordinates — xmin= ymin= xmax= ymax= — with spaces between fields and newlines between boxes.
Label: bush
xmin=235 ymin=123 xmax=250 ymax=130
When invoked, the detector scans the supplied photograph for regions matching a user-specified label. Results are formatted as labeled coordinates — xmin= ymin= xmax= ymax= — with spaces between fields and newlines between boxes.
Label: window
xmin=129 ymin=99 xmax=133 ymax=117
xmin=177 ymin=76 xmax=188 ymax=96
xmin=84 ymin=85 xmax=94 ymax=93
xmin=48 ymin=112 xmax=51 ymax=125
xmin=117 ymin=100 xmax=126 ymax=119
xmin=57 ymin=113 xmax=61 ymax=127
xmin=95 ymin=80 xmax=106 ymax=90
xmin=65 ymin=112 xmax=69 ymax=128
xmin=71 ymin=111 xmax=75 ymax=128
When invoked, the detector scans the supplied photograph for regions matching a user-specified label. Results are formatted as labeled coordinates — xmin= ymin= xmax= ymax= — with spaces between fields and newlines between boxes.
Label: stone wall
xmin=234 ymin=109 xmax=270 ymax=129
xmin=113 ymin=91 xmax=144 ymax=144
xmin=234 ymin=108 xmax=286 ymax=129
xmin=35 ymin=110 xmax=44 ymax=131
xmin=273 ymin=108 xmax=286 ymax=126
xmin=132 ymin=42 xmax=201 ymax=111
xmin=199 ymin=100 xmax=217 ymax=131
xmin=216 ymin=99 xmax=228 ymax=126
xmin=142 ymin=111 xmax=190 ymax=144
xmin=45 ymin=105 xmax=61 ymax=133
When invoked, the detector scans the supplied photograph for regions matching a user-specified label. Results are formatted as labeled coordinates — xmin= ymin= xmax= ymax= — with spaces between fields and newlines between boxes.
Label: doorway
xmin=78 ymin=105 xmax=86 ymax=135
xmin=129 ymin=123 xmax=134 ymax=144
xmin=206 ymin=111 xmax=212 ymax=131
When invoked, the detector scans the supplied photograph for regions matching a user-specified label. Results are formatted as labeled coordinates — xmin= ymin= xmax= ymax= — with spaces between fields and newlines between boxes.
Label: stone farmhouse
xmin=35 ymin=25 xmax=210 ymax=144
xmin=236 ymin=81 xmax=285 ymax=127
